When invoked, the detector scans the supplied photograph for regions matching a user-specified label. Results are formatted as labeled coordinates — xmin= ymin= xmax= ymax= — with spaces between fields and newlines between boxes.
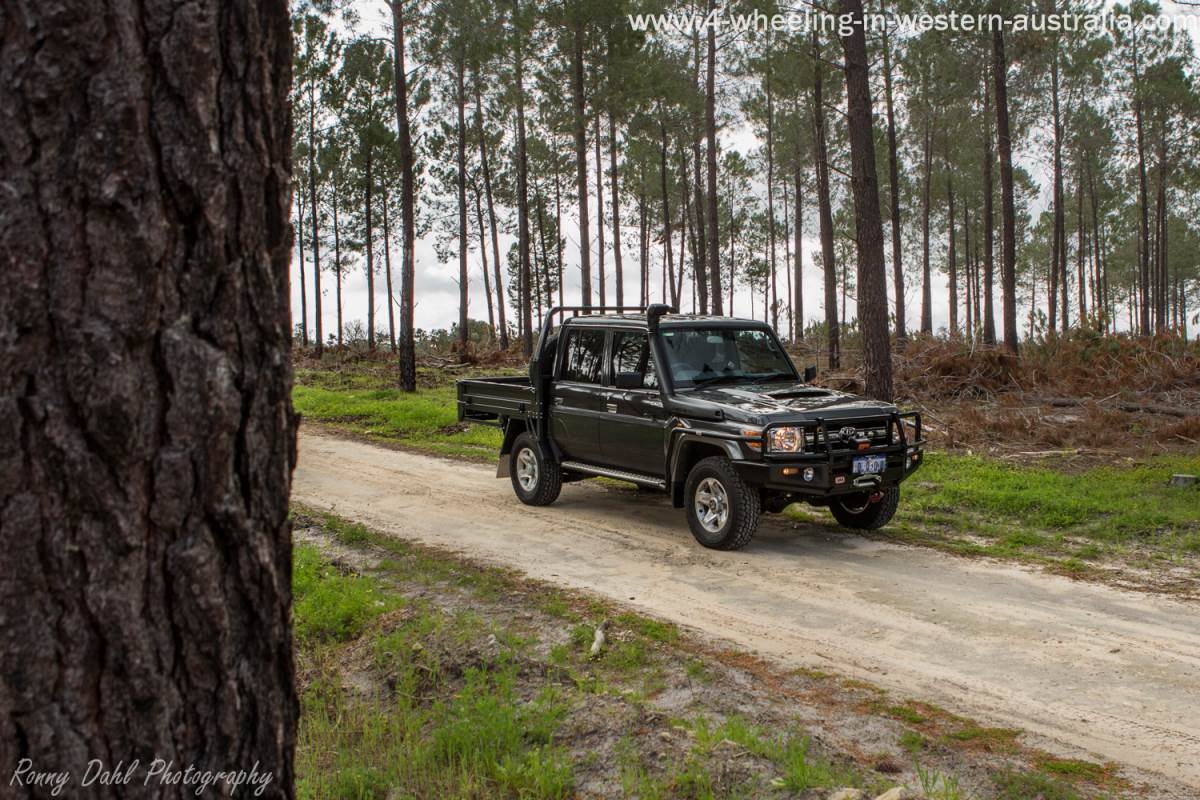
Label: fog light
xmin=803 ymin=467 xmax=814 ymax=482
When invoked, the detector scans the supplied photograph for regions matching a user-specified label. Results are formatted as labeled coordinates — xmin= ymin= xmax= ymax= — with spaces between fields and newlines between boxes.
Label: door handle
xmin=606 ymin=403 xmax=618 ymax=413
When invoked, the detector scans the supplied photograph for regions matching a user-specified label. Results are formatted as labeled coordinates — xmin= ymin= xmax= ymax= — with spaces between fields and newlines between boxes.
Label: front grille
xmin=805 ymin=420 xmax=892 ymax=451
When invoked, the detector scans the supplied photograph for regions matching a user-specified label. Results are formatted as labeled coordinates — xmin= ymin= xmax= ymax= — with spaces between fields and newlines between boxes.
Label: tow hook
xmin=868 ymin=490 xmax=885 ymax=504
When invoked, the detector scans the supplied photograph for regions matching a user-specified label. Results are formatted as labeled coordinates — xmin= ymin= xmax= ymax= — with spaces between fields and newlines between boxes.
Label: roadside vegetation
xmin=293 ymin=507 xmax=1133 ymax=800
xmin=293 ymin=347 xmax=1199 ymax=593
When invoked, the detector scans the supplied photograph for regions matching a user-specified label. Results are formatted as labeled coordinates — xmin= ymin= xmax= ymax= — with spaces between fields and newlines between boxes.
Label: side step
xmin=560 ymin=461 xmax=667 ymax=490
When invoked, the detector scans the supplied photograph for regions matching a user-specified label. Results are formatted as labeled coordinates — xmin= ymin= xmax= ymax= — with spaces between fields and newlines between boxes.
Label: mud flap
xmin=497 ymin=456 xmax=511 ymax=479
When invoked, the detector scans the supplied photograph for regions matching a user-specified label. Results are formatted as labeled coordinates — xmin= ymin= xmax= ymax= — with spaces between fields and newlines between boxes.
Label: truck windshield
xmin=660 ymin=327 xmax=795 ymax=388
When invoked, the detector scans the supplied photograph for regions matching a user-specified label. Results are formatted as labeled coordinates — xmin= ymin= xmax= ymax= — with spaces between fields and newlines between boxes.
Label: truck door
xmin=598 ymin=329 xmax=669 ymax=474
xmin=551 ymin=327 xmax=607 ymax=460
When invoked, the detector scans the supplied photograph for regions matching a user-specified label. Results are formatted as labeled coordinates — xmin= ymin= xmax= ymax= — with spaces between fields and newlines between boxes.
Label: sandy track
xmin=293 ymin=428 xmax=1200 ymax=790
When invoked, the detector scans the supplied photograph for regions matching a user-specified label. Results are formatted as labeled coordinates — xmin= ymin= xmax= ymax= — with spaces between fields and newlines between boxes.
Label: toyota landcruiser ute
xmin=457 ymin=305 xmax=924 ymax=550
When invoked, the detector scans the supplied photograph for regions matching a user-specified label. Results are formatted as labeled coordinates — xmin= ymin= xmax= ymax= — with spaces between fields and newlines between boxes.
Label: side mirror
xmin=804 ymin=365 xmax=818 ymax=383
xmin=615 ymin=371 xmax=644 ymax=389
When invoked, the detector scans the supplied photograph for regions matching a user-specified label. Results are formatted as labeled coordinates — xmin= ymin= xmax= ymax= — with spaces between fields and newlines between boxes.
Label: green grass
xmin=293 ymin=367 xmax=505 ymax=460
xmin=859 ymin=451 xmax=1200 ymax=564
xmin=293 ymin=545 xmax=400 ymax=643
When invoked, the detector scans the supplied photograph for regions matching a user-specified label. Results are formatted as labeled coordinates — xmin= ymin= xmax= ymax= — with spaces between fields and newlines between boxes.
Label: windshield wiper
xmin=752 ymin=371 xmax=797 ymax=382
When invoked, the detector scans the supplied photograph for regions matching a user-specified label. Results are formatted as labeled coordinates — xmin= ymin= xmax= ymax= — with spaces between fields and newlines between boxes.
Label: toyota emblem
xmin=838 ymin=426 xmax=857 ymax=441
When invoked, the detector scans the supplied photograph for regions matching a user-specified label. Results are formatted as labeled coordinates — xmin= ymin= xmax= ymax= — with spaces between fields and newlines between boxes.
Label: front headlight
xmin=767 ymin=426 xmax=805 ymax=453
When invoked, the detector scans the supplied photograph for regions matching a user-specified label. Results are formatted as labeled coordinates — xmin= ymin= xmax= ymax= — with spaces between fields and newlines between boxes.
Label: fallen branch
xmin=1047 ymin=398 xmax=1196 ymax=419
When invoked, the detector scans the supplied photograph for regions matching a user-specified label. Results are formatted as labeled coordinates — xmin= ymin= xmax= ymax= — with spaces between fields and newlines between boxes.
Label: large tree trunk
xmin=475 ymin=77 xmax=508 ymax=349
xmin=609 ymin=113 xmax=625 ymax=307
xmin=705 ymin=0 xmax=723 ymax=314
xmin=993 ymin=28 xmax=1019 ymax=353
xmin=0 ymin=1 xmax=297 ymax=795
xmin=308 ymin=83 xmax=324 ymax=356
xmin=881 ymin=18 xmax=905 ymax=342
xmin=572 ymin=26 xmax=592 ymax=310
xmin=812 ymin=32 xmax=839 ymax=369
xmin=390 ymin=0 xmax=418 ymax=391
xmin=456 ymin=57 xmax=469 ymax=353
xmin=838 ymin=0 xmax=893 ymax=399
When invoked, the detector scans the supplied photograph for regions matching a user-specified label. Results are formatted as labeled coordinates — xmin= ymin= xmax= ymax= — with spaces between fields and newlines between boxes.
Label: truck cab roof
xmin=562 ymin=313 xmax=770 ymax=329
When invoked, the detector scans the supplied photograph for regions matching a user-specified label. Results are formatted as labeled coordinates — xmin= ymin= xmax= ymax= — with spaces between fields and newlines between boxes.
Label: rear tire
xmin=830 ymin=486 xmax=899 ymax=530
xmin=684 ymin=456 xmax=760 ymax=550
xmin=510 ymin=433 xmax=562 ymax=506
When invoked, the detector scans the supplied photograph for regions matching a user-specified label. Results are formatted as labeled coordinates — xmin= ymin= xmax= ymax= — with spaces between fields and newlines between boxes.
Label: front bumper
xmin=733 ymin=411 xmax=925 ymax=497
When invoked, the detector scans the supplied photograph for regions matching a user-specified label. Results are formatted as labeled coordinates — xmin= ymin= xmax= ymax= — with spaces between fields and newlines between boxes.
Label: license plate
xmin=852 ymin=455 xmax=887 ymax=475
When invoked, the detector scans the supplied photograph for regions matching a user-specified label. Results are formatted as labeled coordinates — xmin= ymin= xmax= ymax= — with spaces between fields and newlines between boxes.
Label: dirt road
xmin=293 ymin=428 xmax=1200 ymax=791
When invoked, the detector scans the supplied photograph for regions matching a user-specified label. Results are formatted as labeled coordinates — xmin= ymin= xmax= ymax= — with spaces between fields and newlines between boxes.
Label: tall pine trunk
xmin=882 ymin=18 xmax=905 ymax=342
xmin=332 ymin=193 xmax=344 ymax=346
xmin=839 ymin=0 xmax=893 ymax=399
xmin=473 ymin=185 xmax=496 ymax=338
xmin=475 ymin=77 xmax=508 ymax=349
xmin=383 ymin=193 xmax=397 ymax=351
xmin=297 ymin=190 xmax=308 ymax=346
xmin=1050 ymin=49 xmax=1063 ymax=333
xmin=793 ymin=165 xmax=804 ymax=342
xmin=609 ymin=113 xmax=625 ymax=307
xmin=309 ymin=82 xmax=324 ymax=355
xmin=513 ymin=0 xmax=534 ymax=351
xmin=705 ymin=0 xmax=723 ymax=314
xmin=812 ymin=32 xmax=839 ymax=369
xmin=920 ymin=122 xmax=932 ymax=334
xmin=389 ymin=0 xmax=417 ymax=390
xmin=947 ymin=177 xmax=957 ymax=336
xmin=993 ymin=28 xmax=1019 ymax=353
xmin=1 ymin=1 xmax=297 ymax=790
xmin=982 ymin=69 xmax=996 ymax=344
xmin=595 ymin=115 xmax=606 ymax=306
xmin=572 ymin=26 xmax=592 ymax=310
xmin=455 ymin=58 xmax=469 ymax=353
xmin=364 ymin=146 xmax=376 ymax=350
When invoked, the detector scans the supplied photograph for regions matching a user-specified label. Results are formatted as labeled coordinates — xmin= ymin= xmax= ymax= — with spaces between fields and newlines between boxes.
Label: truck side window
xmin=561 ymin=328 xmax=606 ymax=383
xmin=610 ymin=331 xmax=658 ymax=389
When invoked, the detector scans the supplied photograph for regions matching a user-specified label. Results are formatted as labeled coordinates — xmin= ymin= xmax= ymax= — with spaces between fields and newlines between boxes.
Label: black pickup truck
xmin=457 ymin=305 xmax=924 ymax=550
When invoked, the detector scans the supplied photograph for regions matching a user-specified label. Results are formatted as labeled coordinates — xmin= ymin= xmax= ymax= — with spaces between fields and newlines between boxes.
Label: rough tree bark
xmin=475 ymin=77 xmax=508 ymax=349
xmin=513 ymin=0 xmax=534 ymax=352
xmin=609 ymin=113 xmax=625 ymax=307
xmin=308 ymin=80 xmax=323 ymax=355
xmin=0 ymin=0 xmax=297 ymax=796
xmin=838 ymin=0 xmax=893 ymax=400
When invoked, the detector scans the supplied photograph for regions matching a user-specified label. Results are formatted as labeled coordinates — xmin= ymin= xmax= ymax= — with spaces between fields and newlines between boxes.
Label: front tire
xmin=510 ymin=433 xmax=562 ymax=506
xmin=830 ymin=486 xmax=899 ymax=530
xmin=685 ymin=456 xmax=760 ymax=550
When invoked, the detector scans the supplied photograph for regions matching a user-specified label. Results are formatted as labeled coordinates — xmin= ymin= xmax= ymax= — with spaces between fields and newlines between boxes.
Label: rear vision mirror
xmin=804 ymin=365 xmax=818 ymax=383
